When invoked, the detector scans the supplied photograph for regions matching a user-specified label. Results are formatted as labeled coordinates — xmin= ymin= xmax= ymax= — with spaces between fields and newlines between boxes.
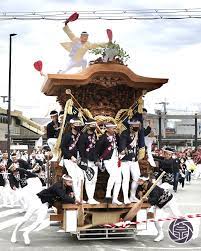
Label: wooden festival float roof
xmin=41 ymin=62 xmax=168 ymax=117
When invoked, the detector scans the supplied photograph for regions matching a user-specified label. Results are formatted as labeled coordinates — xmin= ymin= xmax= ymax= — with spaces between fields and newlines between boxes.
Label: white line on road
xmin=0 ymin=209 xmax=22 ymax=218
xmin=0 ymin=217 xmax=22 ymax=230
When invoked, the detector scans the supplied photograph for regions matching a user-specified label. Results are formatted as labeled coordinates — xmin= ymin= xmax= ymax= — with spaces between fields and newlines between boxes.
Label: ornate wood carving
xmin=57 ymin=84 xmax=138 ymax=118
xmin=90 ymin=74 xmax=127 ymax=88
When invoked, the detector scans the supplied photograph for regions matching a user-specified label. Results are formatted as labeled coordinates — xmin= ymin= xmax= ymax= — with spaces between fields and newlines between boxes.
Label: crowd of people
xmin=1 ymin=145 xmax=200 ymax=209
xmin=152 ymin=147 xmax=201 ymax=192
xmin=0 ymin=148 xmax=76 ymax=245
xmin=1 ymin=108 xmax=201 ymax=244
xmin=0 ymin=149 xmax=49 ymax=209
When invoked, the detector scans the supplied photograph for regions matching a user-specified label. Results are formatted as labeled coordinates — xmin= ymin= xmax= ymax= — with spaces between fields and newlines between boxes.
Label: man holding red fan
xmin=60 ymin=12 xmax=112 ymax=73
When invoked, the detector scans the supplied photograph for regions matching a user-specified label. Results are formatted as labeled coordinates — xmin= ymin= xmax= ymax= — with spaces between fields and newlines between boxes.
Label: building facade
xmin=0 ymin=107 xmax=45 ymax=151
xmin=148 ymin=113 xmax=201 ymax=148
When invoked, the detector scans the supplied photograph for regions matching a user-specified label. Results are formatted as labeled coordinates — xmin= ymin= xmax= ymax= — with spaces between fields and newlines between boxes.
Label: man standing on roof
xmin=60 ymin=12 xmax=112 ymax=73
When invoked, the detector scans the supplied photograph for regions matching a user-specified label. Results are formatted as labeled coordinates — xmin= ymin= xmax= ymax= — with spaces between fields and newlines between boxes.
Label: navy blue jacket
xmin=37 ymin=181 xmax=75 ymax=206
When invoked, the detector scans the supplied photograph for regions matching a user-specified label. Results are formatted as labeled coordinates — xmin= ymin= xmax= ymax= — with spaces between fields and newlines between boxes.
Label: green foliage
xmin=89 ymin=41 xmax=130 ymax=63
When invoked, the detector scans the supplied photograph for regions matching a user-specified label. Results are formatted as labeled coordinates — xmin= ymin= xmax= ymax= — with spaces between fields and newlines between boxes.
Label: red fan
xmin=34 ymin=60 xmax=42 ymax=72
xmin=106 ymin=29 xmax=113 ymax=42
xmin=65 ymin=12 xmax=79 ymax=25
xmin=34 ymin=60 xmax=45 ymax=76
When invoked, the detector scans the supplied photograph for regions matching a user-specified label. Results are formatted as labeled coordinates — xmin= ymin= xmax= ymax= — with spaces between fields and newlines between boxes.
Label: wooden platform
xmin=62 ymin=202 xmax=150 ymax=210
xmin=61 ymin=202 xmax=151 ymax=234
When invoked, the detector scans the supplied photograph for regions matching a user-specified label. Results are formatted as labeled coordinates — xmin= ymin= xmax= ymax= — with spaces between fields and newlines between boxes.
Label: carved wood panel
xmin=57 ymin=84 xmax=142 ymax=118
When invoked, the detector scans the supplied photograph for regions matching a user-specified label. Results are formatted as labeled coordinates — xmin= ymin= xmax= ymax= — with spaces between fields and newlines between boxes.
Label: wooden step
xmin=50 ymin=214 xmax=63 ymax=222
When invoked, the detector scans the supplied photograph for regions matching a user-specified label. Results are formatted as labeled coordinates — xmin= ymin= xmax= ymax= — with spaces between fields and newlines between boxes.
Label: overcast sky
xmin=1 ymin=0 xmax=201 ymax=118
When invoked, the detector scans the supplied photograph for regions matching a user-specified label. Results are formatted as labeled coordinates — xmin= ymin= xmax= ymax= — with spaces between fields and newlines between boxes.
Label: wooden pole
xmin=77 ymin=180 xmax=85 ymax=227
xmin=65 ymin=89 xmax=103 ymax=134
xmin=195 ymin=113 xmax=198 ymax=149
xmin=124 ymin=171 xmax=166 ymax=221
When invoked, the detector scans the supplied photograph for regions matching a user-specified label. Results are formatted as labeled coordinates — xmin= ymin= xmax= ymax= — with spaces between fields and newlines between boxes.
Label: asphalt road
xmin=1 ymin=177 xmax=201 ymax=251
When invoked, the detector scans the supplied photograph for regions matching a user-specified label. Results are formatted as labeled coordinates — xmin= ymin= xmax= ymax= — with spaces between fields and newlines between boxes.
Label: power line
xmin=1 ymin=8 xmax=201 ymax=21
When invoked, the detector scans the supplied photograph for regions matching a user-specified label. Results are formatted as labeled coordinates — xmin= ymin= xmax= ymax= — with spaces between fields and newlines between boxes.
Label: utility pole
xmin=158 ymin=111 xmax=162 ymax=149
xmin=156 ymin=101 xmax=169 ymax=138
xmin=7 ymin=33 xmax=17 ymax=160
xmin=195 ymin=113 xmax=198 ymax=149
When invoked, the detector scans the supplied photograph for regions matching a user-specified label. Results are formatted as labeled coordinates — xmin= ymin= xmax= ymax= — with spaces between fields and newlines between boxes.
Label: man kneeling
xmin=11 ymin=175 xmax=75 ymax=245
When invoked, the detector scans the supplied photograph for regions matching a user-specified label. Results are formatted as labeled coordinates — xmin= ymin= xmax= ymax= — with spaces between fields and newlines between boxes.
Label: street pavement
xmin=0 ymin=177 xmax=201 ymax=251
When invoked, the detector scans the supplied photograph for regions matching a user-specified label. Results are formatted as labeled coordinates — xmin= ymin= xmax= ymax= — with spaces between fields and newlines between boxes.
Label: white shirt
xmin=69 ymin=41 xmax=82 ymax=58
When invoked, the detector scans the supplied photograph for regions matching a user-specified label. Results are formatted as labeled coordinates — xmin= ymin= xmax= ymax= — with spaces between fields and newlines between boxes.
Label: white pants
xmin=12 ymin=177 xmax=43 ymax=211
xmin=194 ymin=164 xmax=201 ymax=179
xmin=64 ymin=159 xmax=84 ymax=201
xmin=26 ymin=177 xmax=43 ymax=195
xmin=121 ymin=160 xmax=140 ymax=202
xmin=121 ymin=161 xmax=131 ymax=202
xmin=22 ymin=178 xmax=43 ymax=210
xmin=0 ymin=184 xmax=14 ymax=207
xmin=62 ymin=58 xmax=87 ymax=73
xmin=11 ymin=195 xmax=48 ymax=243
xmin=145 ymin=136 xmax=156 ymax=167
xmin=154 ymin=197 xmax=181 ymax=234
xmin=130 ymin=161 xmax=141 ymax=200
xmin=14 ymin=188 xmax=27 ymax=210
xmin=47 ymin=138 xmax=57 ymax=159
xmin=85 ymin=161 xmax=98 ymax=201
xmin=153 ymin=197 xmax=200 ymax=239
xmin=104 ymin=156 xmax=122 ymax=201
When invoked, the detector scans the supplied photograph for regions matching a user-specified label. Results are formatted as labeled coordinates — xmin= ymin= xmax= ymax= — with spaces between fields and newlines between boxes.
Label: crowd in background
xmin=1 ymin=145 xmax=201 ymax=208
xmin=0 ymin=147 xmax=52 ymax=208
xmin=152 ymin=147 xmax=201 ymax=192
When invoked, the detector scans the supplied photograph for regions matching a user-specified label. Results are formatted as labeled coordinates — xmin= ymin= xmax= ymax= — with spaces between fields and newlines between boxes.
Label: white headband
xmin=105 ymin=124 xmax=117 ymax=128
xmin=139 ymin=176 xmax=149 ymax=181
xmin=85 ymin=121 xmax=97 ymax=126
xmin=69 ymin=119 xmax=82 ymax=124
xmin=62 ymin=174 xmax=72 ymax=181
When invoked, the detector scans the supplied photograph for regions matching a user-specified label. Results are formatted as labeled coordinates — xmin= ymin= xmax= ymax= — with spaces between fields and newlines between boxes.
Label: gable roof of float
xmin=41 ymin=63 xmax=168 ymax=96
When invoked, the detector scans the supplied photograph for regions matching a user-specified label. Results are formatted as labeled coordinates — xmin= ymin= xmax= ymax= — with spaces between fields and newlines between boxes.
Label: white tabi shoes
xmin=112 ymin=199 xmax=123 ymax=206
xmin=87 ymin=199 xmax=100 ymax=205
xmin=154 ymin=232 xmax=164 ymax=242
xmin=124 ymin=199 xmax=131 ymax=205
xmin=23 ymin=232 xmax=31 ymax=245
xmin=130 ymin=197 xmax=140 ymax=203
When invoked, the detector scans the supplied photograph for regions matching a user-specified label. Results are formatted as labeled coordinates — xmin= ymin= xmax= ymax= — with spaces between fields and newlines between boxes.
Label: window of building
xmin=0 ymin=115 xmax=8 ymax=124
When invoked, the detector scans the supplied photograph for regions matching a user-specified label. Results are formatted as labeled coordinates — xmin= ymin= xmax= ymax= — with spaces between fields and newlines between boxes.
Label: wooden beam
xmin=62 ymin=202 xmax=150 ymax=210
